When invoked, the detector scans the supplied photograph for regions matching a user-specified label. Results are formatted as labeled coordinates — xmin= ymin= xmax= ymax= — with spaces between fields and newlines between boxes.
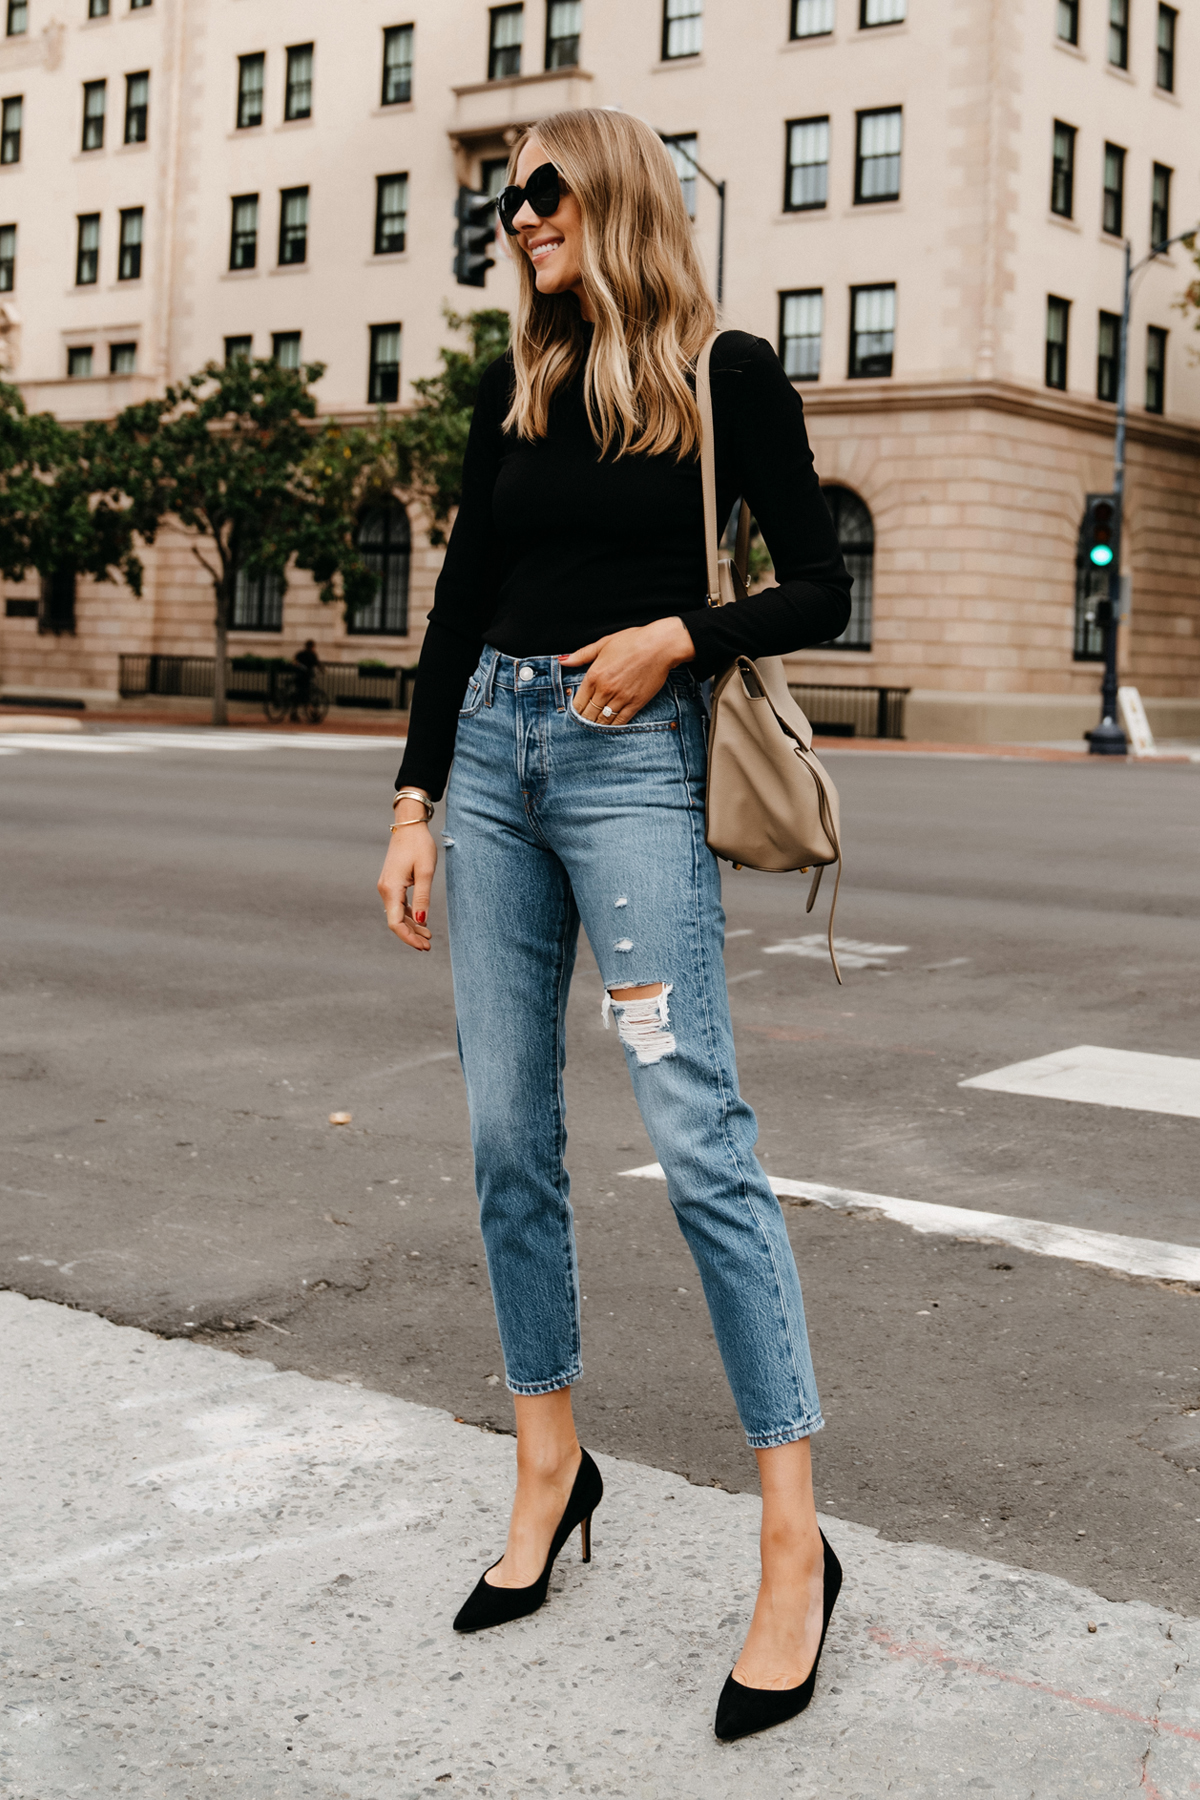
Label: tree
xmin=392 ymin=307 xmax=510 ymax=544
xmin=110 ymin=357 xmax=394 ymax=726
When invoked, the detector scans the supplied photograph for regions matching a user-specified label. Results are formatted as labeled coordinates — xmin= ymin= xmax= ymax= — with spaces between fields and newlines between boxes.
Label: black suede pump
xmin=452 ymin=1448 xmax=604 ymax=1633
xmin=713 ymin=1532 xmax=842 ymax=1743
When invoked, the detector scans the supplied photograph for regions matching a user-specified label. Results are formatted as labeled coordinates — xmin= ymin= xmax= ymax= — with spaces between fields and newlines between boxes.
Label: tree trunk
xmin=212 ymin=575 xmax=231 ymax=727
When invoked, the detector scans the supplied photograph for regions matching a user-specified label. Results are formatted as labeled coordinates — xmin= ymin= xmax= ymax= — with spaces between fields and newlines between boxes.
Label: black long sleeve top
xmin=396 ymin=328 xmax=852 ymax=799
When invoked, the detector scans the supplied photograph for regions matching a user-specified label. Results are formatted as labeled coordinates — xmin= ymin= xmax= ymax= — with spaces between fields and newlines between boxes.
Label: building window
xmin=785 ymin=116 xmax=829 ymax=211
xmin=67 ymin=346 xmax=93 ymax=378
xmin=481 ymin=156 xmax=509 ymax=201
xmin=1156 ymin=3 xmax=1176 ymax=87
xmin=76 ymin=214 xmax=100 ymax=285
xmin=109 ymin=341 xmax=136 ymax=374
xmin=779 ymin=289 xmax=823 ymax=380
xmin=89 ymin=0 xmax=110 ymax=15
xmin=1108 ymin=0 xmax=1128 ymax=66
xmin=0 ymin=223 xmax=14 ymax=291
xmin=855 ymin=108 xmax=901 ymax=203
xmin=1146 ymin=325 xmax=1166 ymax=413
xmin=40 ymin=570 xmax=76 ymax=636
xmin=1051 ymin=121 xmax=1075 ymax=217
xmin=792 ymin=0 xmax=835 ymax=36
xmin=5 ymin=597 xmax=38 ymax=616
xmin=284 ymin=44 xmax=313 ymax=120
xmin=849 ymin=284 xmax=895 ymax=377
xmin=1103 ymin=143 xmax=1125 ymax=236
xmin=663 ymin=135 xmax=698 ymax=217
xmin=237 ymin=53 xmax=264 ymax=128
xmin=368 ymin=323 xmax=402 ymax=403
xmin=118 ymin=206 xmax=142 ymax=279
xmin=1045 ymin=295 xmax=1069 ymax=389
xmin=1057 ymin=0 xmax=1079 ymax=40
xmin=6 ymin=1 xmax=27 ymax=36
xmin=130 ymin=0 xmax=152 ymax=9
xmin=860 ymin=0 xmax=904 ymax=24
xmin=231 ymin=568 xmax=284 ymax=631
xmin=124 ymin=70 xmax=148 ymax=142
xmin=278 ymin=187 xmax=308 ymax=265
xmin=229 ymin=195 xmax=258 ymax=270
xmin=374 ymin=174 xmax=408 ymax=254
xmin=663 ymin=0 xmax=702 ymax=59
xmin=82 ymin=80 xmax=107 ymax=151
xmin=1096 ymin=310 xmax=1119 ymax=401
xmin=1074 ymin=499 xmax=1108 ymax=660
xmin=350 ymin=502 xmax=411 ymax=636
xmin=382 ymin=24 xmax=414 ymax=103
xmin=820 ymin=487 xmax=873 ymax=650
xmin=1 ymin=96 xmax=21 ymax=164
xmin=546 ymin=0 xmax=581 ymax=65
xmin=272 ymin=331 xmax=301 ymax=369
xmin=224 ymin=335 xmax=252 ymax=364
xmin=1151 ymin=163 xmax=1171 ymax=249
xmin=489 ymin=5 xmax=523 ymax=78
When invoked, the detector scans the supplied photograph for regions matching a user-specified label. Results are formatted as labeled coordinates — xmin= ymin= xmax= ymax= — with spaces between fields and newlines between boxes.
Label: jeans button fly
xmin=519 ymin=666 xmax=535 ymax=682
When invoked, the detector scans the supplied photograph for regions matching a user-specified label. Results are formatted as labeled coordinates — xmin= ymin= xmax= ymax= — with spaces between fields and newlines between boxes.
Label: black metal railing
xmin=788 ymin=683 xmax=908 ymax=739
xmin=118 ymin=654 xmax=418 ymax=711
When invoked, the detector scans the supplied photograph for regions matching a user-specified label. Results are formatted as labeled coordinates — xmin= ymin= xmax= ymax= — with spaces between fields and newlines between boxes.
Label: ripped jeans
xmin=444 ymin=647 xmax=823 ymax=1448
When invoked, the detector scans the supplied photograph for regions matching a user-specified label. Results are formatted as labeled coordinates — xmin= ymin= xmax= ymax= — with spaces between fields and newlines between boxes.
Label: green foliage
xmin=0 ymin=381 xmax=145 ymax=591
xmin=392 ymin=307 xmax=510 ymax=544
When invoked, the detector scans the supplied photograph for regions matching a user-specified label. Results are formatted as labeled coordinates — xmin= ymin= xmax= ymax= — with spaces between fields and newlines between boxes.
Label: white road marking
xmin=620 ymin=1163 xmax=1200 ymax=1284
xmin=0 ymin=735 xmax=147 ymax=753
xmin=0 ymin=730 xmax=405 ymax=755
xmin=764 ymin=934 xmax=910 ymax=969
xmin=726 ymin=969 xmax=764 ymax=985
xmin=960 ymin=1045 xmax=1200 ymax=1122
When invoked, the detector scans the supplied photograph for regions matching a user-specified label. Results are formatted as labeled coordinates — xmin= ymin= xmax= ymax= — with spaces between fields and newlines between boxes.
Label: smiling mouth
xmin=529 ymin=237 xmax=564 ymax=262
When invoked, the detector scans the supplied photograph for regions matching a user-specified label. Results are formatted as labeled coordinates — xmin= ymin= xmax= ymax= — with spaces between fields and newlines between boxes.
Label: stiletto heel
xmin=453 ymin=1448 xmax=604 ymax=1633
xmin=713 ymin=1531 xmax=842 ymax=1743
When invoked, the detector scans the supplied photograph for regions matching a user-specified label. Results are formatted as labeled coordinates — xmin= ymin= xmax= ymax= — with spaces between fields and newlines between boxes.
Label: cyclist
xmin=291 ymin=640 xmax=321 ymax=719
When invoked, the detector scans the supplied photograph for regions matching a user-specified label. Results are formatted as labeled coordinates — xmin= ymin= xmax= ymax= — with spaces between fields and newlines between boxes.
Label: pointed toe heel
xmin=453 ymin=1448 xmax=603 ymax=1634
xmin=713 ymin=1531 xmax=842 ymax=1743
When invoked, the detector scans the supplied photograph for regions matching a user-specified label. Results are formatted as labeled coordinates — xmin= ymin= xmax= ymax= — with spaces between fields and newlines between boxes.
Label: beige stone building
xmin=2 ymin=0 xmax=1198 ymax=737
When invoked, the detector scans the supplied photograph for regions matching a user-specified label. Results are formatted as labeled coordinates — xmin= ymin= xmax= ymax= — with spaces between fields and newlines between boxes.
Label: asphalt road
xmin=2 ymin=730 xmax=1199 ymax=1616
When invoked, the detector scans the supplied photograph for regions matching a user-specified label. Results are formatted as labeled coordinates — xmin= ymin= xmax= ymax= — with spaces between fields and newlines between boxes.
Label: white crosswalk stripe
xmin=960 ymin=1044 xmax=1200 ymax=1121
xmin=0 ymin=731 xmax=406 ymax=756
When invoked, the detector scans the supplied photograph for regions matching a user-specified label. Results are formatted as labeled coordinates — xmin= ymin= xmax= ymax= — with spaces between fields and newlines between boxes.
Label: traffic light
xmin=1081 ymin=494 xmax=1116 ymax=569
xmin=454 ymin=187 xmax=495 ymax=288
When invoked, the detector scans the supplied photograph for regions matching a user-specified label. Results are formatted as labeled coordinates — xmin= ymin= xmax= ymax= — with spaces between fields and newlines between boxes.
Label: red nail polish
xmin=415 ymin=911 xmax=426 ymax=924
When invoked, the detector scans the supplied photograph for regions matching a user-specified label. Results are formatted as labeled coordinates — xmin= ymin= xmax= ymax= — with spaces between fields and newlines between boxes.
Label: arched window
xmin=350 ymin=500 xmax=411 ymax=636
xmin=820 ymin=485 xmax=873 ymax=650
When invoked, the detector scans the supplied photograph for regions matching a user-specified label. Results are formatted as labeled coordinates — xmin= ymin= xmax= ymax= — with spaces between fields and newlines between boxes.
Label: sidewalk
xmin=2 ymin=1292 xmax=1196 ymax=1800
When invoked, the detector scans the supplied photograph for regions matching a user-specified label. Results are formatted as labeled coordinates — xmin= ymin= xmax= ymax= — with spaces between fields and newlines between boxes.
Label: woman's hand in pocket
xmin=562 ymin=617 xmax=695 ymax=725
xmin=378 ymin=820 xmax=438 ymax=950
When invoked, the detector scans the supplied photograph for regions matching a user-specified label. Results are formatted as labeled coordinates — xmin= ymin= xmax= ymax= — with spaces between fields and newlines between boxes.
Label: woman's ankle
xmin=516 ymin=1438 xmax=581 ymax=1483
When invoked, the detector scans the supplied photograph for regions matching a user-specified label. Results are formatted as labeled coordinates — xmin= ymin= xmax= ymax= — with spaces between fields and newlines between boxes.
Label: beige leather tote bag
xmin=696 ymin=333 xmax=844 ymax=983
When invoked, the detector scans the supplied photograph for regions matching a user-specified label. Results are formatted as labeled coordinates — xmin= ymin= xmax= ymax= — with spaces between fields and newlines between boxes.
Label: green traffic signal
xmin=1089 ymin=543 xmax=1114 ymax=567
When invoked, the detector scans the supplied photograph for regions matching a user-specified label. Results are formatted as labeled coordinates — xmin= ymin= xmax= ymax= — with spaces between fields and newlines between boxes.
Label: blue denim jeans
xmin=444 ymin=648 xmax=823 ymax=1449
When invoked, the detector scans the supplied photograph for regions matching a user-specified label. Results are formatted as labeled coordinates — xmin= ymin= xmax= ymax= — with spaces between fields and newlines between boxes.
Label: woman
xmin=378 ymin=108 xmax=852 ymax=1742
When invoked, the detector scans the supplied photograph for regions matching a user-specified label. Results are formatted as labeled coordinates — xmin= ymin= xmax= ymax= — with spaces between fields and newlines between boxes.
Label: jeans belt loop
xmin=550 ymin=654 xmax=566 ymax=713
xmin=481 ymin=646 xmax=499 ymax=709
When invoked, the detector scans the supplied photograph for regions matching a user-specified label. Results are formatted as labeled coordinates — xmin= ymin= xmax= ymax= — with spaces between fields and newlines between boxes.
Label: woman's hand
xmin=378 ymin=818 xmax=438 ymax=951
xmin=561 ymin=617 xmax=695 ymax=725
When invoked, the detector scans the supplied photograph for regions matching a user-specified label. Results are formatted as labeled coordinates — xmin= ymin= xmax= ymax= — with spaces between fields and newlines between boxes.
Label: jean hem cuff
xmin=505 ymin=1369 xmax=581 ymax=1397
xmin=745 ymin=1413 xmax=825 ymax=1450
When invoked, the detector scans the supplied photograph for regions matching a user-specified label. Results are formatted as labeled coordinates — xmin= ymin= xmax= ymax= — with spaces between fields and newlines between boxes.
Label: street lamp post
xmin=658 ymin=135 xmax=726 ymax=305
xmin=1088 ymin=223 xmax=1197 ymax=755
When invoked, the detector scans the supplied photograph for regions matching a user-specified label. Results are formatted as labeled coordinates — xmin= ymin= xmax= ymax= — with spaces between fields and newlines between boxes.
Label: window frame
xmin=488 ymin=4 xmax=524 ymax=79
xmin=231 ymin=567 xmax=284 ymax=632
xmin=784 ymin=115 xmax=830 ymax=213
xmin=75 ymin=213 xmax=101 ymax=286
xmin=88 ymin=0 xmax=110 ymax=16
xmin=67 ymin=345 xmax=94 ymax=379
xmin=854 ymin=106 xmax=902 ymax=205
xmin=349 ymin=500 xmax=412 ymax=637
xmin=545 ymin=0 xmax=581 ymax=68
xmin=124 ymin=70 xmax=149 ymax=143
xmin=1145 ymin=324 xmax=1167 ymax=414
xmin=0 ymin=222 xmax=16 ymax=292
xmin=368 ymin=323 xmax=402 ymax=404
xmin=82 ymin=79 xmax=107 ymax=152
xmin=224 ymin=335 xmax=252 ymax=366
xmin=663 ymin=134 xmax=699 ymax=218
xmin=1045 ymin=295 xmax=1070 ymax=390
xmin=374 ymin=173 xmax=408 ymax=255
xmin=283 ymin=42 xmax=313 ymax=121
xmin=272 ymin=331 xmax=301 ymax=370
xmin=1150 ymin=162 xmax=1171 ymax=249
xmin=277 ymin=185 xmax=309 ymax=267
xmin=848 ymin=283 xmax=896 ymax=379
xmin=0 ymin=94 xmax=21 ymax=165
xmin=1108 ymin=0 xmax=1129 ymax=68
xmin=229 ymin=193 xmax=259 ymax=271
xmin=1102 ymin=142 xmax=1125 ymax=237
xmin=1056 ymin=0 xmax=1079 ymax=41
xmin=381 ymin=24 xmax=414 ymax=104
xmin=662 ymin=0 xmax=703 ymax=60
xmin=1156 ymin=3 xmax=1176 ymax=88
xmin=5 ymin=0 xmax=27 ymax=38
xmin=778 ymin=288 xmax=824 ymax=382
xmin=1096 ymin=310 xmax=1120 ymax=402
xmin=109 ymin=341 xmax=137 ymax=375
xmin=237 ymin=53 xmax=265 ymax=129
xmin=117 ymin=205 xmax=143 ymax=281
xmin=859 ymin=0 xmax=905 ymax=26
xmin=1051 ymin=120 xmax=1076 ymax=218
xmin=791 ymin=0 xmax=835 ymax=38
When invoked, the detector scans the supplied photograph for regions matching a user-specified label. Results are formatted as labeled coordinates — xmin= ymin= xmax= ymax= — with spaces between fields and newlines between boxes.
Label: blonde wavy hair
xmin=502 ymin=109 xmax=717 ymax=461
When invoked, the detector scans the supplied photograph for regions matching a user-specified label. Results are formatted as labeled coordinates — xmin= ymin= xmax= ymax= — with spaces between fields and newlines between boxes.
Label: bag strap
xmin=696 ymin=332 xmax=750 ymax=608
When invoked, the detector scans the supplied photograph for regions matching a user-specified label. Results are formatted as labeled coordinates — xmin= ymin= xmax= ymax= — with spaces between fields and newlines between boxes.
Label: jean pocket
xmin=458 ymin=676 xmax=484 ymax=719
xmin=567 ymin=688 xmax=678 ymax=734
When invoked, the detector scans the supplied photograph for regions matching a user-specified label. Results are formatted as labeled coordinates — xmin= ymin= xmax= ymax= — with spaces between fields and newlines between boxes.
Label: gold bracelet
xmin=389 ymin=818 xmax=427 ymax=833
xmin=392 ymin=788 xmax=433 ymax=822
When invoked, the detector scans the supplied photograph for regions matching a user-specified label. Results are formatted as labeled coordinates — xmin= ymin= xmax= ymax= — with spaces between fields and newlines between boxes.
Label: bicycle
xmin=264 ymin=670 xmax=330 ymax=726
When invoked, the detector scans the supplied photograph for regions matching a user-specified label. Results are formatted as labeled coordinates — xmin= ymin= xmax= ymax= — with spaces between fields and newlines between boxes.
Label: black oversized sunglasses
xmin=495 ymin=162 xmax=564 ymax=237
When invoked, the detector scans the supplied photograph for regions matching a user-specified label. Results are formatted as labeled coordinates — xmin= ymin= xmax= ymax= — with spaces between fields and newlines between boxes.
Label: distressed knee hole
xmin=602 ymin=981 xmax=676 ymax=1065
xmin=613 ymin=938 xmax=634 ymax=953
